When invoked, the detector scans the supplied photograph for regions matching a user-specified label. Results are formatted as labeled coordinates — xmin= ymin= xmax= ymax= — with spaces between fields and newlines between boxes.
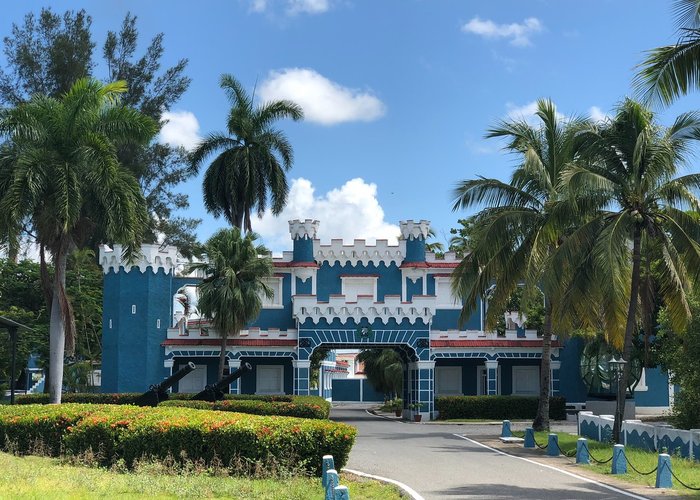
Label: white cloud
xmin=254 ymin=177 xmax=399 ymax=252
xmin=258 ymin=68 xmax=386 ymax=125
xmin=462 ymin=16 xmax=543 ymax=47
xmin=250 ymin=0 xmax=267 ymax=12
xmin=158 ymin=110 xmax=202 ymax=151
xmin=589 ymin=106 xmax=610 ymax=123
xmin=287 ymin=0 xmax=330 ymax=14
xmin=505 ymin=101 xmax=565 ymax=126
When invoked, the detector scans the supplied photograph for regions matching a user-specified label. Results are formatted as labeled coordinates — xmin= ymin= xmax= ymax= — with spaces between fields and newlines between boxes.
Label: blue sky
xmin=3 ymin=1 xmax=700 ymax=252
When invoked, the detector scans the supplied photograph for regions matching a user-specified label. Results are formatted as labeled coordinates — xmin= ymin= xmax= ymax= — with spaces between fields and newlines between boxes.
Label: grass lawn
xmin=515 ymin=430 xmax=700 ymax=494
xmin=0 ymin=452 xmax=402 ymax=499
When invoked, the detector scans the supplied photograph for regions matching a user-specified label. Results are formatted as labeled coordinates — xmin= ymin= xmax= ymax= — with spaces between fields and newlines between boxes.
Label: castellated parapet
xmin=99 ymin=243 xmax=183 ymax=274
xmin=289 ymin=219 xmax=320 ymax=240
xmin=400 ymin=220 xmax=430 ymax=240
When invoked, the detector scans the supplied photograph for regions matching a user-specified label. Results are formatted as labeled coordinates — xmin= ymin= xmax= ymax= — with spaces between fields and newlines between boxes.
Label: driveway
xmin=331 ymin=403 xmax=649 ymax=500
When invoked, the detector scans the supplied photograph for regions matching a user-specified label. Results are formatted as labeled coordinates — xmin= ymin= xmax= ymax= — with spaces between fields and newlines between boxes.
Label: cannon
xmin=134 ymin=361 xmax=196 ymax=407
xmin=191 ymin=362 xmax=252 ymax=402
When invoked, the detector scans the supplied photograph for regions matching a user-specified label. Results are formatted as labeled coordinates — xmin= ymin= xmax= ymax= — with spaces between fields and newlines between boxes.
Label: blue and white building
xmin=99 ymin=219 xmax=673 ymax=419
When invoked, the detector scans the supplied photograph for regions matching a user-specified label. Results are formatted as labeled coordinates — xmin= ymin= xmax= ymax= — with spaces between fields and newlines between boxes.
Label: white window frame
xmin=512 ymin=366 xmax=540 ymax=395
xmin=340 ymin=276 xmax=378 ymax=302
xmin=434 ymin=276 xmax=460 ymax=309
xmin=435 ymin=366 xmax=462 ymax=396
xmin=177 ymin=364 xmax=207 ymax=393
xmin=256 ymin=365 xmax=285 ymax=395
xmin=261 ymin=277 xmax=284 ymax=309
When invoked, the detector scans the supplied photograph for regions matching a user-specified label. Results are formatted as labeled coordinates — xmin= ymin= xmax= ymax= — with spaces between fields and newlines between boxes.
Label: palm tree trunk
xmin=533 ymin=296 xmax=553 ymax=431
xmin=613 ymin=226 xmax=642 ymax=443
xmin=49 ymin=249 xmax=68 ymax=404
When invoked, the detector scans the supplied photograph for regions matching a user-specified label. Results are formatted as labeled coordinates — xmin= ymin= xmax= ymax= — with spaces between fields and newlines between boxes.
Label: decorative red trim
xmin=273 ymin=261 xmax=318 ymax=268
xmin=431 ymin=339 xmax=560 ymax=348
xmin=162 ymin=339 xmax=298 ymax=347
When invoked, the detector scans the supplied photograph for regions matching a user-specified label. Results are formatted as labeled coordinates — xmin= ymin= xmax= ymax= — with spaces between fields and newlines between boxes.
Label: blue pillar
xmin=289 ymin=219 xmax=319 ymax=263
xmin=576 ymin=438 xmax=589 ymax=464
xmin=501 ymin=420 xmax=512 ymax=438
xmin=612 ymin=444 xmax=627 ymax=474
xmin=524 ymin=427 xmax=535 ymax=448
xmin=547 ymin=433 xmax=559 ymax=456
xmin=334 ymin=485 xmax=350 ymax=500
xmin=293 ymin=360 xmax=311 ymax=396
xmin=400 ymin=220 xmax=429 ymax=263
xmin=655 ymin=454 xmax=672 ymax=489
xmin=322 ymin=455 xmax=335 ymax=488
xmin=325 ymin=469 xmax=339 ymax=500
xmin=485 ymin=360 xmax=498 ymax=395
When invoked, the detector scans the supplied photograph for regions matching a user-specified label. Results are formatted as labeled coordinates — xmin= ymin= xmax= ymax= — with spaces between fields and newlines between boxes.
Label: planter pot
xmin=414 ymin=414 xmax=422 ymax=422
xmin=394 ymin=410 xmax=402 ymax=417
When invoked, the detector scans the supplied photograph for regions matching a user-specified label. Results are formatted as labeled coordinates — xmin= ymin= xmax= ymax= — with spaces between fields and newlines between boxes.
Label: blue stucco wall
xmin=316 ymin=262 xmax=401 ymax=301
xmin=558 ymin=337 xmax=589 ymax=404
xmin=293 ymin=237 xmax=314 ymax=262
xmin=239 ymin=357 xmax=294 ymax=395
xmin=405 ymin=277 xmax=423 ymax=301
xmin=249 ymin=273 xmax=296 ymax=330
xmin=101 ymin=267 xmax=172 ymax=393
xmin=634 ymin=367 xmax=670 ymax=407
xmin=404 ymin=238 xmax=425 ymax=262
xmin=432 ymin=307 xmax=481 ymax=331
xmin=296 ymin=276 xmax=313 ymax=295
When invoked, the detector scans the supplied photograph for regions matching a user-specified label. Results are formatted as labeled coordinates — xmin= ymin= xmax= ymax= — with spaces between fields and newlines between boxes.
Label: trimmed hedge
xmin=14 ymin=394 xmax=330 ymax=419
xmin=0 ymin=404 xmax=355 ymax=475
xmin=160 ymin=398 xmax=329 ymax=420
xmin=435 ymin=396 xmax=567 ymax=421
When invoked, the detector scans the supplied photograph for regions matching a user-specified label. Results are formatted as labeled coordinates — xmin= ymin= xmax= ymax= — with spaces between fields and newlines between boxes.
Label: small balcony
xmin=292 ymin=294 xmax=436 ymax=325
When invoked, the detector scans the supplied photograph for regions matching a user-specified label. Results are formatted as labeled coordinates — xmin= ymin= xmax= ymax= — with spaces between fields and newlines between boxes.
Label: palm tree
xmin=555 ymin=99 xmax=700 ymax=442
xmin=636 ymin=0 xmax=700 ymax=105
xmin=425 ymin=227 xmax=445 ymax=255
xmin=452 ymin=99 xmax=587 ymax=431
xmin=189 ymin=74 xmax=303 ymax=232
xmin=0 ymin=78 xmax=155 ymax=403
xmin=357 ymin=349 xmax=404 ymax=400
xmin=189 ymin=228 xmax=274 ymax=379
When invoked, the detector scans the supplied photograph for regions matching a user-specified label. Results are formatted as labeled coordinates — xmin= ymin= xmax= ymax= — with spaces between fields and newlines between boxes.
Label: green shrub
xmin=15 ymin=393 xmax=319 ymax=407
xmin=0 ymin=404 xmax=356 ymax=475
xmin=160 ymin=398 xmax=329 ymax=420
xmin=435 ymin=396 xmax=566 ymax=421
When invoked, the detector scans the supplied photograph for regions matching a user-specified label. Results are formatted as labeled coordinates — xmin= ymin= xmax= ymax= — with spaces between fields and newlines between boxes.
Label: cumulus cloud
xmin=254 ymin=177 xmax=400 ymax=251
xmin=249 ymin=0 xmax=331 ymax=15
xmin=462 ymin=16 xmax=543 ymax=47
xmin=250 ymin=0 xmax=268 ymax=12
xmin=589 ymin=106 xmax=610 ymax=123
xmin=158 ymin=110 xmax=202 ymax=151
xmin=258 ymin=68 xmax=386 ymax=125
xmin=504 ymin=101 xmax=565 ymax=126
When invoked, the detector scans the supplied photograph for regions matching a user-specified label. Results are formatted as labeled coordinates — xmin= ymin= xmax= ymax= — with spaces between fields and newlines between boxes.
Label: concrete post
xmin=655 ymin=454 xmax=672 ymax=489
xmin=501 ymin=420 xmax=512 ymax=438
xmin=576 ymin=438 xmax=589 ymax=464
xmin=334 ymin=485 xmax=350 ymax=500
xmin=524 ymin=427 xmax=535 ymax=448
xmin=547 ymin=433 xmax=559 ymax=456
xmin=325 ymin=469 xmax=339 ymax=500
xmin=322 ymin=455 xmax=335 ymax=488
xmin=612 ymin=444 xmax=627 ymax=474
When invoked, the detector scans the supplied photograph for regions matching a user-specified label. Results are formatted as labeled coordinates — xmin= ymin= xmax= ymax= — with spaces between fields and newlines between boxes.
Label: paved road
xmin=331 ymin=404 xmax=644 ymax=500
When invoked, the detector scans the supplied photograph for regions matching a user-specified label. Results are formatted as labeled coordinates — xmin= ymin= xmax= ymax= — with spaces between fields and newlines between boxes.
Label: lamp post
xmin=609 ymin=355 xmax=627 ymax=443
xmin=609 ymin=356 xmax=627 ymax=393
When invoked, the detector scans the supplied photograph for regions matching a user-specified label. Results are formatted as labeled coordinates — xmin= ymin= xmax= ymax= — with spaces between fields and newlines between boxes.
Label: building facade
xmin=100 ymin=219 xmax=672 ymax=419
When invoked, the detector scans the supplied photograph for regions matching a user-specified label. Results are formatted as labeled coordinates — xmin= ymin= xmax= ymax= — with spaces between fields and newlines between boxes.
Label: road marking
xmin=343 ymin=468 xmax=425 ymax=500
xmin=452 ymin=434 xmax=650 ymax=500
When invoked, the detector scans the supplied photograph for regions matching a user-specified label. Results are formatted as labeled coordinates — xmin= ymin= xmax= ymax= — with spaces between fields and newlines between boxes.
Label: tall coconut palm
xmin=0 ymin=78 xmax=155 ymax=403
xmin=189 ymin=74 xmax=303 ymax=232
xmin=636 ymin=0 xmax=700 ymax=105
xmin=556 ymin=99 xmax=700 ymax=442
xmin=357 ymin=348 xmax=404 ymax=400
xmin=189 ymin=228 xmax=274 ymax=379
xmin=452 ymin=99 xmax=587 ymax=431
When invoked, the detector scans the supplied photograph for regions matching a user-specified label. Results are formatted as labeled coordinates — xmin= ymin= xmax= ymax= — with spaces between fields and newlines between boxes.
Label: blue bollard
xmin=334 ymin=485 xmax=350 ymax=500
xmin=655 ymin=454 xmax=673 ymax=489
xmin=611 ymin=444 xmax=627 ymax=474
xmin=524 ymin=427 xmax=535 ymax=448
xmin=576 ymin=438 xmax=589 ymax=465
xmin=322 ymin=455 xmax=335 ymax=488
xmin=547 ymin=433 xmax=559 ymax=456
xmin=501 ymin=420 xmax=512 ymax=438
xmin=325 ymin=469 xmax=339 ymax=500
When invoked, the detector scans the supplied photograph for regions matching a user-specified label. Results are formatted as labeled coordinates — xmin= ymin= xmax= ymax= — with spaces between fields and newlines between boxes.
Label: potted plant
xmin=410 ymin=402 xmax=425 ymax=422
xmin=391 ymin=398 xmax=403 ymax=417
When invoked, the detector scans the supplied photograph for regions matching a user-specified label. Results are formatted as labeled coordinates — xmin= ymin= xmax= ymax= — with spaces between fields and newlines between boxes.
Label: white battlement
xmin=400 ymin=220 xmax=430 ymax=240
xmin=99 ymin=243 xmax=184 ymax=274
xmin=314 ymin=239 xmax=406 ymax=267
xmin=425 ymin=251 xmax=461 ymax=263
xmin=289 ymin=219 xmax=320 ymax=240
xmin=293 ymin=294 xmax=436 ymax=325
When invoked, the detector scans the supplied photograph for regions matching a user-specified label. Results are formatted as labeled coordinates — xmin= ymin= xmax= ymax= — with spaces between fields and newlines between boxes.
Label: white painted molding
xmin=314 ymin=240 xmax=406 ymax=267
xmin=100 ymin=243 xmax=184 ymax=275
xmin=399 ymin=220 xmax=430 ymax=240
xmin=293 ymin=295 xmax=436 ymax=325
xmin=289 ymin=219 xmax=319 ymax=240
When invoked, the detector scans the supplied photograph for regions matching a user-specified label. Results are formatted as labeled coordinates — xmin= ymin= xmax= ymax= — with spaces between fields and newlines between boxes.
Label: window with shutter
xmin=256 ymin=365 xmax=284 ymax=395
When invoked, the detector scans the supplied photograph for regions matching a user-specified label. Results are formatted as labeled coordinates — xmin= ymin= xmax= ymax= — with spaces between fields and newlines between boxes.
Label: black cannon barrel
xmin=192 ymin=362 xmax=252 ymax=402
xmin=134 ymin=361 xmax=196 ymax=406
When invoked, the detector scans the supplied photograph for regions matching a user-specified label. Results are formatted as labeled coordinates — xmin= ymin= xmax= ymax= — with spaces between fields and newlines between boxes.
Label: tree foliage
xmin=357 ymin=349 xmax=403 ymax=398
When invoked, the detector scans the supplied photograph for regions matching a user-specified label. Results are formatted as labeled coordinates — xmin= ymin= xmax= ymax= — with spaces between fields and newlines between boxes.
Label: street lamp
xmin=609 ymin=356 xmax=627 ymax=393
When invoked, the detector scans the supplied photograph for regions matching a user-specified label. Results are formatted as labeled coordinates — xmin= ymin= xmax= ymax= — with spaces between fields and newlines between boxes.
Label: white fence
xmin=578 ymin=411 xmax=700 ymax=461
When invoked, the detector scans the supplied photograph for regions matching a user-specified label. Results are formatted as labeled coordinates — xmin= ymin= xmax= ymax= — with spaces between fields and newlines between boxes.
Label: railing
xmin=166 ymin=322 xmax=298 ymax=341
xmin=293 ymin=294 xmax=436 ymax=325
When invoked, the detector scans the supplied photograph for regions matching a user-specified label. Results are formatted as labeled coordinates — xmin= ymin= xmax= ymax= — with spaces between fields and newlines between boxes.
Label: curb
xmin=343 ymin=468 xmax=425 ymax=500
